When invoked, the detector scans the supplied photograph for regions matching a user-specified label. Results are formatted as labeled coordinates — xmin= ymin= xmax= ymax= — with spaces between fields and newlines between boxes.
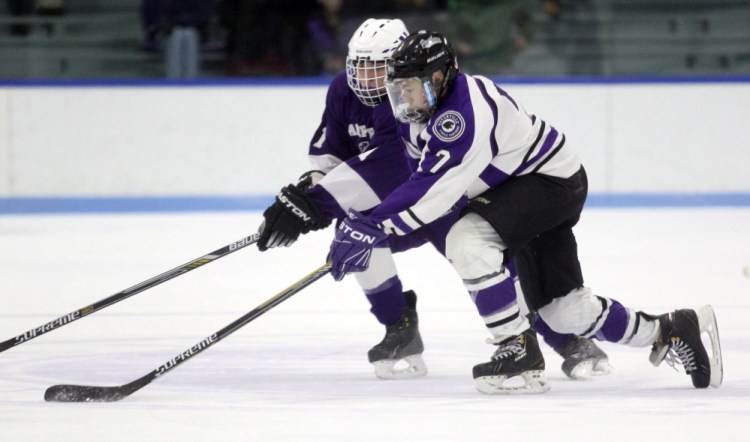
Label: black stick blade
xmin=45 ymin=384 xmax=128 ymax=402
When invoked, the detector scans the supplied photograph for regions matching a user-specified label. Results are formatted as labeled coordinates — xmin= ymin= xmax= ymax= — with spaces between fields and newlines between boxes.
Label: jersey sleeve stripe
xmin=531 ymin=134 xmax=566 ymax=173
xmin=318 ymin=160 xmax=383 ymax=213
xmin=308 ymin=153 xmax=344 ymax=174
xmin=520 ymin=120 xmax=546 ymax=168
xmin=495 ymin=85 xmax=519 ymax=111
xmin=474 ymin=78 xmax=501 ymax=157
xmin=515 ymin=125 xmax=560 ymax=175
xmin=478 ymin=163 xmax=511 ymax=189
xmin=380 ymin=216 xmax=412 ymax=236
xmin=406 ymin=207 xmax=426 ymax=227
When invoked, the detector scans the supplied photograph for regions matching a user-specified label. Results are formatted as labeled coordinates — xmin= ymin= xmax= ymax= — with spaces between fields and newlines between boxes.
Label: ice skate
xmin=473 ymin=329 xmax=550 ymax=394
xmin=558 ymin=337 xmax=613 ymax=380
xmin=368 ymin=291 xmax=427 ymax=380
xmin=649 ymin=305 xmax=723 ymax=388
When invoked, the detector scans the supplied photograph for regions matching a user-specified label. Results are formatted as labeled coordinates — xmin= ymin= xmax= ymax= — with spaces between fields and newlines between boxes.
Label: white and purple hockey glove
xmin=328 ymin=210 xmax=388 ymax=281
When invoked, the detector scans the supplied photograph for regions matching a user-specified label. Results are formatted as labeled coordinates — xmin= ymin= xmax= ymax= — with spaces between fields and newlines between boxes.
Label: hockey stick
xmin=1 ymin=233 xmax=260 ymax=354
xmin=44 ymin=261 xmax=332 ymax=402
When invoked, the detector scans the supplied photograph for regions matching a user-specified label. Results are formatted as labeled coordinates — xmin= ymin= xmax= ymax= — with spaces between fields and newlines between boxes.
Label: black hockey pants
xmin=465 ymin=166 xmax=588 ymax=311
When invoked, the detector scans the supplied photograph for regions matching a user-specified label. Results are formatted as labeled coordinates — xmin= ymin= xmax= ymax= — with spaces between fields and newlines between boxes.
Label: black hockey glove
xmin=296 ymin=170 xmax=325 ymax=192
xmin=257 ymin=180 xmax=331 ymax=251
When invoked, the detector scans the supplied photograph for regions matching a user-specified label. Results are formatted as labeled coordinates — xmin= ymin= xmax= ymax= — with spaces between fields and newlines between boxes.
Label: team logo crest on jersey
xmin=433 ymin=111 xmax=465 ymax=142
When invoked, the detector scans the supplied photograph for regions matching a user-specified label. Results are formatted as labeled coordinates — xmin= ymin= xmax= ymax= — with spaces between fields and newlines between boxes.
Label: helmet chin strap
xmin=422 ymin=80 xmax=437 ymax=108
xmin=427 ymin=69 xmax=451 ymax=111
xmin=404 ymin=70 xmax=448 ymax=124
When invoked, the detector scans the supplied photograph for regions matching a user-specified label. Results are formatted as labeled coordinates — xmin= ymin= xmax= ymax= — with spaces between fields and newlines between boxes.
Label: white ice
xmin=1 ymin=208 xmax=749 ymax=441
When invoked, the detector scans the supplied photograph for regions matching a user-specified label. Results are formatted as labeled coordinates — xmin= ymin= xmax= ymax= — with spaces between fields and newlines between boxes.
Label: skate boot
xmin=558 ymin=337 xmax=614 ymax=380
xmin=473 ymin=328 xmax=550 ymax=394
xmin=649 ymin=305 xmax=723 ymax=388
xmin=368 ymin=291 xmax=427 ymax=380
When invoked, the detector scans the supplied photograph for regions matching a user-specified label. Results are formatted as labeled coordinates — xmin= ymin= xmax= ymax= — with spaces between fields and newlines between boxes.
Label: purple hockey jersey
xmin=306 ymin=72 xmax=414 ymax=220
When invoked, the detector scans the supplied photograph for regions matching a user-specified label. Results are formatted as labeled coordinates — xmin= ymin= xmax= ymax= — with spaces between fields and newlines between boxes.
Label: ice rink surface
xmin=1 ymin=208 xmax=749 ymax=441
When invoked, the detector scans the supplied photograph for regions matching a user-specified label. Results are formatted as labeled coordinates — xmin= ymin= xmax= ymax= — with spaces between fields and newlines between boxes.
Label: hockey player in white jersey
xmin=328 ymin=30 xmax=723 ymax=394
xmin=258 ymin=19 xmax=611 ymax=382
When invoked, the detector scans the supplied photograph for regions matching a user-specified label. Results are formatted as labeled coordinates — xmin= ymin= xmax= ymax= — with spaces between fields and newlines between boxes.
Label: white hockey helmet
xmin=346 ymin=18 xmax=409 ymax=107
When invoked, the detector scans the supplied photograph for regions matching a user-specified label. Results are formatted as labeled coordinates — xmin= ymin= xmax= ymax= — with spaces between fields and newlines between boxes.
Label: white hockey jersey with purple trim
xmin=370 ymin=73 xmax=582 ymax=235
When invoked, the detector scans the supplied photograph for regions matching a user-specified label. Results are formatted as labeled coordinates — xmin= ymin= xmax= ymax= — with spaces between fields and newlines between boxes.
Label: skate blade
xmin=373 ymin=354 xmax=427 ymax=380
xmin=697 ymin=305 xmax=723 ymax=388
xmin=568 ymin=359 xmax=614 ymax=380
xmin=475 ymin=370 xmax=551 ymax=395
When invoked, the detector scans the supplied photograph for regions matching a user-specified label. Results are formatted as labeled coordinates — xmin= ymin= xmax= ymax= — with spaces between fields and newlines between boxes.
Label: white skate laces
xmin=650 ymin=305 xmax=723 ymax=388
xmin=488 ymin=337 xmax=524 ymax=360
xmin=663 ymin=338 xmax=697 ymax=373
xmin=473 ymin=331 xmax=551 ymax=395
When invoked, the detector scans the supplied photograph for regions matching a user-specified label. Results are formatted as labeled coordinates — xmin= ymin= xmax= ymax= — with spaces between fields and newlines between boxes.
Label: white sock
xmin=624 ymin=312 xmax=660 ymax=347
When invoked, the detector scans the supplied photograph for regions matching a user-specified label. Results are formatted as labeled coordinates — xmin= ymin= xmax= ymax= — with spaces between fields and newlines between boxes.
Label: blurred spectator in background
xmin=140 ymin=0 xmax=215 ymax=78
xmin=220 ymin=0 xmax=321 ymax=76
xmin=306 ymin=0 xmax=344 ymax=75
xmin=36 ymin=0 xmax=64 ymax=16
xmin=337 ymin=0 xmax=389 ymax=17
xmin=140 ymin=0 xmax=214 ymax=51
xmin=541 ymin=0 xmax=561 ymax=21
xmin=390 ymin=0 xmax=443 ymax=12
xmin=7 ymin=0 xmax=34 ymax=36
xmin=140 ymin=0 xmax=161 ymax=51
xmin=443 ymin=0 xmax=533 ymax=75
xmin=7 ymin=0 xmax=66 ymax=36
xmin=217 ymin=0 xmax=448 ymax=77
xmin=337 ymin=0 xmax=445 ymax=16
xmin=388 ymin=0 xmax=445 ymax=30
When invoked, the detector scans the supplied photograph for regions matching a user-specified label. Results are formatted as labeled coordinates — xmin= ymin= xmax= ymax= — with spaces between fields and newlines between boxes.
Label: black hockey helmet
xmin=385 ymin=31 xmax=458 ymax=123
xmin=387 ymin=30 xmax=458 ymax=83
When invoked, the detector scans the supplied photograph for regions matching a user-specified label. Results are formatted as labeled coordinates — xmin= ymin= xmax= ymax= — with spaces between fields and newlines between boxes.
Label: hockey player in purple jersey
xmin=257 ymin=19 xmax=611 ymax=381
xmin=328 ymin=30 xmax=723 ymax=394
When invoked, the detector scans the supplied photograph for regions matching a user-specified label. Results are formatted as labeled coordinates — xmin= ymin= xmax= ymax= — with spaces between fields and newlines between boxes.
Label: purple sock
xmin=473 ymin=276 xmax=516 ymax=316
xmin=534 ymin=315 xmax=575 ymax=352
xmin=594 ymin=298 xmax=629 ymax=342
xmin=365 ymin=277 xmax=406 ymax=326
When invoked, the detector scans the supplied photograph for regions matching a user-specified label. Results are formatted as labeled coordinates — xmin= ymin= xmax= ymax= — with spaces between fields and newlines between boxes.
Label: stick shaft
xmin=44 ymin=262 xmax=332 ymax=402
xmin=154 ymin=262 xmax=332 ymax=379
xmin=1 ymin=233 xmax=260 ymax=353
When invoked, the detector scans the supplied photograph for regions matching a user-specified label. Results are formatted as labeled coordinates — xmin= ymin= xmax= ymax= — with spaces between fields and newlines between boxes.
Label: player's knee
xmin=537 ymin=287 xmax=603 ymax=335
xmin=445 ymin=218 xmax=503 ymax=280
